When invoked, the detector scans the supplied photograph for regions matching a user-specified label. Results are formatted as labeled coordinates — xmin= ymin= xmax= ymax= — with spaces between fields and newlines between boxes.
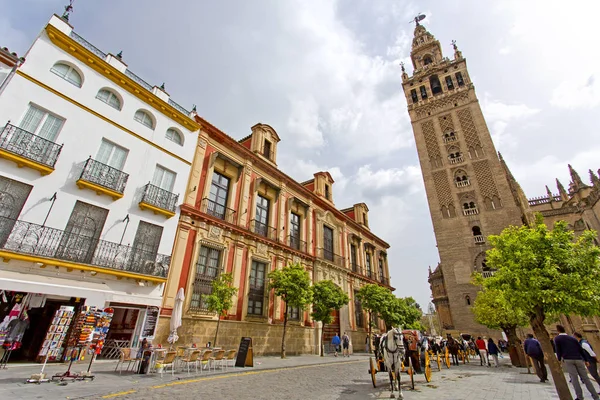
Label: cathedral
xmin=403 ymin=20 xmax=600 ymax=338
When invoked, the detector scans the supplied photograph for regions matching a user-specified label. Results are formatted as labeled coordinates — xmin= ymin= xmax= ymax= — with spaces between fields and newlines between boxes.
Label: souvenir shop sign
xmin=141 ymin=306 xmax=159 ymax=339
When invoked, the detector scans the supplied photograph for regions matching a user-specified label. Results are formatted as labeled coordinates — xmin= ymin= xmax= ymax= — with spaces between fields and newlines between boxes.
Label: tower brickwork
xmin=403 ymin=23 xmax=524 ymax=334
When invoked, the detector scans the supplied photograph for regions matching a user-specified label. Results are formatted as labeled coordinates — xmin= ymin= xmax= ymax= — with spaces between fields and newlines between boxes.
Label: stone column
xmin=185 ymin=135 xmax=209 ymax=206
xmin=162 ymin=218 xmax=194 ymax=309
xmin=307 ymin=201 xmax=314 ymax=256
xmin=238 ymin=162 xmax=253 ymax=227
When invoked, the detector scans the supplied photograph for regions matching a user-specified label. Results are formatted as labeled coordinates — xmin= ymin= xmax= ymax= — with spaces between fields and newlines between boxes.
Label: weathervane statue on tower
xmin=411 ymin=14 xmax=426 ymax=26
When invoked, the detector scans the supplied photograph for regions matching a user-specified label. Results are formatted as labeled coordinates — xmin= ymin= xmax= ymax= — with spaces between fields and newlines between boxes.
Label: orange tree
xmin=482 ymin=214 xmax=600 ymax=400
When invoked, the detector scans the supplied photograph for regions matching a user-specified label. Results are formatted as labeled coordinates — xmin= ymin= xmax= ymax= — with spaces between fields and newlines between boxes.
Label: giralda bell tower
xmin=402 ymin=19 xmax=528 ymax=334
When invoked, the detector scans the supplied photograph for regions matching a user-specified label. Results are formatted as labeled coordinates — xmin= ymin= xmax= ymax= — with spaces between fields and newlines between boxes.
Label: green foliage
xmin=482 ymin=214 xmax=600 ymax=318
xmin=471 ymin=287 xmax=528 ymax=331
xmin=205 ymin=273 xmax=238 ymax=317
xmin=355 ymin=284 xmax=394 ymax=319
xmin=311 ymin=280 xmax=350 ymax=325
xmin=381 ymin=296 xmax=423 ymax=329
xmin=268 ymin=262 xmax=313 ymax=310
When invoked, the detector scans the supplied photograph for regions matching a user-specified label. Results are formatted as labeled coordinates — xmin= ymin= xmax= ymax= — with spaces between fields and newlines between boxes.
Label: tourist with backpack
xmin=342 ymin=332 xmax=351 ymax=357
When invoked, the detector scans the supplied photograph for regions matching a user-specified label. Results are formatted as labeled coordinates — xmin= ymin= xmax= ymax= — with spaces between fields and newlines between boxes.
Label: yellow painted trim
xmin=76 ymin=178 xmax=124 ymax=200
xmin=45 ymin=25 xmax=200 ymax=132
xmin=0 ymin=250 xmax=168 ymax=284
xmin=139 ymin=201 xmax=176 ymax=218
xmin=16 ymin=70 xmax=192 ymax=167
xmin=0 ymin=149 xmax=55 ymax=175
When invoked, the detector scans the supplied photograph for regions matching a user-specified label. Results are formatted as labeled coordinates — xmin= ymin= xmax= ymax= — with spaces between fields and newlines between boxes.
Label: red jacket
xmin=476 ymin=339 xmax=487 ymax=350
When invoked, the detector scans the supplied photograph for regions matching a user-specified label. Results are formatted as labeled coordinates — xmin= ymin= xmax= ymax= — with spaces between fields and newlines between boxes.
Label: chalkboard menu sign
xmin=141 ymin=306 xmax=159 ymax=339
xmin=235 ymin=337 xmax=254 ymax=367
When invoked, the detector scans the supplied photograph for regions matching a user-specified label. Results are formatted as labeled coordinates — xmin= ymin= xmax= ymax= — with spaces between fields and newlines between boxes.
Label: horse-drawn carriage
xmin=367 ymin=329 xmax=433 ymax=396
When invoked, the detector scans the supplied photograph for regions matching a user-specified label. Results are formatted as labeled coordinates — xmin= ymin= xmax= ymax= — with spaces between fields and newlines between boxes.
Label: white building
xmin=0 ymin=14 xmax=199 ymax=362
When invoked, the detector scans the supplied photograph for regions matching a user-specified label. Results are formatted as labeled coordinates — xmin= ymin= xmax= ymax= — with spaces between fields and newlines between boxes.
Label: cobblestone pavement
xmin=0 ymin=354 xmax=590 ymax=399
xmin=109 ymin=358 xmax=565 ymax=400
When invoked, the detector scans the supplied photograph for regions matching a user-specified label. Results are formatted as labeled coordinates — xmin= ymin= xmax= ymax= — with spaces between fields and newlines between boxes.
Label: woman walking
xmin=488 ymin=338 xmax=500 ymax=367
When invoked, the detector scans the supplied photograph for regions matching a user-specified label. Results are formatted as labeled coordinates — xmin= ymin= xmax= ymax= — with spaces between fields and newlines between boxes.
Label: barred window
xmin=247 ymin=261 xmax=266 ymax=316
xmin=288 ymin=306 xmax=300 ymax=321
xmin=190 ymin=246 xmax=221 ymax=311
xmin=354 ymin=290 xmax=364 ymax=328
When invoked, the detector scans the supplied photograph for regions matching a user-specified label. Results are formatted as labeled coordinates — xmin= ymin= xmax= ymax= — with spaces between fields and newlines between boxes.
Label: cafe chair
xmin=209 ymin=349 xmax=226 ymax=371
xmin=198 ymin=350 xmax=212 ymax=373
xmin=115 ymin=348 xmax=141 ymax=374
xmin=224 ymin=349 xmax=237 ymax=369
xmin=180 ymin=350 xmax=201 ymax=374
xmin=160 ymin=351 xmax=177 ymax=378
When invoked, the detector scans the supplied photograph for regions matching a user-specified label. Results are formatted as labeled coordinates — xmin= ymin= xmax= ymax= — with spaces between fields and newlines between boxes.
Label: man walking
xmin=574 ymin=332 xmax=600 ymax=387
xmin=476 ymin=336 xmax=488 ymax=366
xmin=342 ymin=332 xmax=351 ymax=357
xmin=331 ymin=333 xmax=341 ymax=357
xmin=524 ymin=333 xmax=548 ymax=382
xmin=554 ymin=325 xmax=599 ymax=400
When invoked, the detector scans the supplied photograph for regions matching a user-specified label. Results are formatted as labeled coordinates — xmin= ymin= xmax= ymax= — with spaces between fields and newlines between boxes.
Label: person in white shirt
xmin=574 ymin=332 xmax=600 ymax=387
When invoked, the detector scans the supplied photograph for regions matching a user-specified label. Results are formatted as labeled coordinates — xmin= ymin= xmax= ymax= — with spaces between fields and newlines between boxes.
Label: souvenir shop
xmin=0 ymin=291 xmax=115 ymax=366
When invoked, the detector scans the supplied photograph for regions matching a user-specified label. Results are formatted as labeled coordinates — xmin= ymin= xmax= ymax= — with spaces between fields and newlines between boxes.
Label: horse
xmin=379 ymin=327 xmax=406 ymax=399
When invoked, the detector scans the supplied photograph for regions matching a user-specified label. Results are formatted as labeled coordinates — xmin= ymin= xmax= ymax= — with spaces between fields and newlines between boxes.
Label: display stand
xmin=0 ymin=349 xmax=12 ymax=369
xmin=51 ymin=347 xmax=83 ymax=381
xmin=26 ymin=352 xmax=51 ymax=384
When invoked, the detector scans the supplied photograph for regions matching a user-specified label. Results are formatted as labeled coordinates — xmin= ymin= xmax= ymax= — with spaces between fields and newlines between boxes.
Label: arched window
xmin=429 ymin=75 xmax=443 ymax=95
xmin=423 ymin=55 xmax=433 ymax=65
xmin=472 ymin=226 xmax=482 ymax=236
xmin=165 ymin=128 xmax=183 ymax=145
xmin=50 ymin=62 xmax=83 ymax=87
xmin=465 ymin=295 xmax=471 ymax=306
xmin=134 ymin=110 xmax=155 ymax=129
xmin=96 ymin=89 xmax=122 ymax=110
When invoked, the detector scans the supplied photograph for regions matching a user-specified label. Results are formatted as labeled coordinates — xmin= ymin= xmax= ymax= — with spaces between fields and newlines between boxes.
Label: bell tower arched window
xmin=465 ymin=295 xmax=471 ymax=306
xmin=454 ymin=170 xmax=470 ymax=188
xmin=472 ymin=226 xmax=485 ymax=243
xmin=443 ymin=131 xmax=456 ymax=143
xmin=430 ymin=75 xmax=443 ymax=95
xmin=423 ymin=55 xmax=433 ymax=65
xmin=448 ymin=147 xmax=463 ymax=164
xmin=463 ymin=202 xmax=478 ymax=216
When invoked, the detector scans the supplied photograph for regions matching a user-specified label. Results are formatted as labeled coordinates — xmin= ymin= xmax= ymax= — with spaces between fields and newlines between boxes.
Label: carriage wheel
xmin=424 ymin=351 xmax=432 ymax=382
xmin=465 ymin=350 xmax=470 ymax=363
xmin=408 ymin=357 xmax=415 ymax=390
xmin=436 ymin=353 xmax=442 ymax=371
xmin=444 ymin=350 xmax=451 ymax=369
xmin=369 ymin=357 xmax=377 ymax=388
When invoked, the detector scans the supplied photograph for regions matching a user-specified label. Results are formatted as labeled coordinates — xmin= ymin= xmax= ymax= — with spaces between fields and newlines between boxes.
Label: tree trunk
xmin=530 ymin=308 xmax=572 ymax=400
xmin=321 ymin=322 xmax=325 ymax=357
xmin=214 ymin=314 xmax=221 ymax=347
xmin=281 ymin=304 xmax=288 ymax=359
xmin=368 ymin=311 xmax=372 ymax=353
xmin=503 ymin=326 xmax=526 ymax=367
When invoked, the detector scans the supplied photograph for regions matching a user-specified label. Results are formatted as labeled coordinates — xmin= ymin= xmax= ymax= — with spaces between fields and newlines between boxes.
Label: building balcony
xmin=481 ymin=270 xmax=495 ymax=278
xmin=316 ymin=248 xmax=344 ymax=268
xmin=251 ymin=219 xmax=278 ymax=241
xmin=76 ymin=157 xmax=128 ymax=200
xmin=456 ymin=179 xmax=470 ymax=188
xmin=0 ymin=123 xmax=63 ymax=175
xmin=463 ymin=208 xmax=479 ymax=216
xmin=443 ymin=136 xmax=457 ymax=144
xmin=139 ymin=183 xmax=178 ymax=218
xmin=287 ymin=234 xmax=307 ymax=253
xmin=474 ymin=235 xmax=485 ymax=244
xmin=0 ymin=216 xmax=170 ymax=282
xmin=379 ymin=276 xmax=390 ymax=286
xmin=449 ymin=156 xmax=464 ymax=164
xmin=200 ymin=198 xmax=237 ymax=224
xmin=350 ymin=262 xmax=360 ymax=273
xmin=366 ymin=269 xmax=373 ymax=279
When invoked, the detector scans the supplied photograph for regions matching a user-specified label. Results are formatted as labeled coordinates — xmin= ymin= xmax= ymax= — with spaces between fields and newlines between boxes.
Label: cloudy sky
xmin=2 ymin=0 xmax=599 ymax=308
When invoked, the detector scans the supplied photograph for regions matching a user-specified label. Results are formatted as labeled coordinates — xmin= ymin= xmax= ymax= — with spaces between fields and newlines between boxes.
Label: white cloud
xmin=550 ymin=74 xmax=600 ymax=109
xmin=498 ymin=46 xmax=511 ymax=55
xmin=481 ymin=94 xmax=540 ymax=146
xmin=286 ymin=96 xmax=325 ymax=148
xmin=354 ymin=164 xmax=422 ymax=194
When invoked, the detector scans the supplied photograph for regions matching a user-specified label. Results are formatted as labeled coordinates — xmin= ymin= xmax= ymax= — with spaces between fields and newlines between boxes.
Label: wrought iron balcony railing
xmin=260 ymin=146 xmax=275 ymax=161
xmin=79 ymin=157 xmax=129 ymax=194
xmin=287 ymin=234 xmax=307 ymax=253
xmin=251 ymin=219 xmax=278 ymax=241
xmin=0 ymin=217 xmax=170 ymax=278
xmin=379 ymin=276 xmax=390 ymax=286
xmin=0 ymin=123 xmax=63 ymax=168
xmin=316 ymin=248 xmax=344 ymax=267
xmin=200 ymin=198 xmax=237 ymax=224
xmin=366 ymin=269 xmax=373 ymax=279
xmin=141 ymin=183 xmax=179 ymax=213
xmin=350 ymin=262 xmax=360 ymax=273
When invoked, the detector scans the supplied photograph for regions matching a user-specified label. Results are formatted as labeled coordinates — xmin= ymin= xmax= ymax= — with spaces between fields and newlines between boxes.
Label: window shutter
xmin=95 ymin=140 xmax=113 ymax=164
xmin=109 ymin=145 xmax=128 ymax=170
xmin=19 ymin=105 xmax=45 ymax=134
xmin=38 ymin=114 xmax=64 ymax=141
